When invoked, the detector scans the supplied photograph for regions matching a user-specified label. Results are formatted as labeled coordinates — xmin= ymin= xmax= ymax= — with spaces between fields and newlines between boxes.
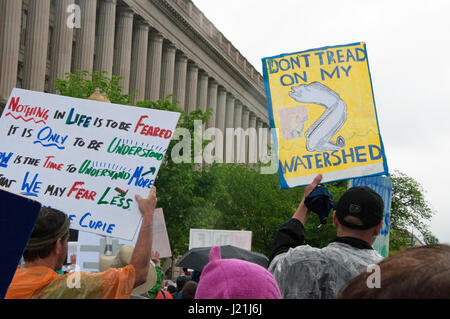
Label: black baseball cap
xmin=335 ymin=186 xmax=384 ymax=230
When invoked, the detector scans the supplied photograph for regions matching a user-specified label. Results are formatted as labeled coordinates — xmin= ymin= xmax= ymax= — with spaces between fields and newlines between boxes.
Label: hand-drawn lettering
xmin=0 ymin=174 xmax=16 ymax=188
xmin=79 ymin=212 xmax=115 ymax=234
xmin=13 ymin=155 xmax=22 ymax=164
xmin=43 ymin=155 xmax=64 ymax=171
xmin=7 ymin=125 xmax=19 ymax=136
xmin=73 ymin=137 xmax=85 ymax=147
xmin=66 ymin=164 xmax=77 ymax=173
xmin=78 ymin=160 xmax=131 ymax=181
xmin=107 ymin=137 xmax=164 ymax=160
xmin=33 ymin=126 xmax=68 ymax=150
xmin=134 ymin=115 xmax=173 ymax=139
xmin=21 ymin=128 xmax=33 ymax=138
xmin=106 ymin=119 xmax=118 ymax=128
xmin=5 ymin=96 xmax=49 ymax=124
xmin=23 ymin=156 xmax=40 ymax=166
xmin=93 ymin=117 xmax=103 ymax=127
xmin=54 ymin=110 xmax=65 ymax=120
xmin=119 ymin=122 xmax=131 ymax=131
xmin=44 ymin=184 xmax=67 ymax=197
xmin=67 ymin=181 xmax=97 ymax=200
xmin=65 ymin=108 xmax=92 ymax=127
xmin=128 ymin=166 xmax=154 ymax=189
xmin=87 ymin=140 xmax=103 ymax=151
xmin=20 ymin=172 xmax=42 ymax=197
xmin=97 ymin=186 xmax=133 ymax=210
xmin=0 ymin=152 xmax=13 ymax=168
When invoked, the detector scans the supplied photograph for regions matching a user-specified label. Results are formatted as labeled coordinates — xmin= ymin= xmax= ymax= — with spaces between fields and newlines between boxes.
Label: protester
xmin=166 ymin=283 xmax=177 ymax=296
xmin=195 ymin=246 xmax=281 ymax=299
xmin=5 ymin=187 xmax=158 ymax=299
xmin=338 ymin=244 xmax=450 ymax=298
xmin=181 ymin=280 xmax=197 ymax=299
xmin=269 ymin=174 xmax=384 ymax=299
xmin=147 ymin=251 xmax=164 ymax=299
xmin=174 ymin=274 xmax=190 ymax=299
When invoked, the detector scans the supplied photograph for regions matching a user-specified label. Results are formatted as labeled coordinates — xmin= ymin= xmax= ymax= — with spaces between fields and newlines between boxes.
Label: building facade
xmin=0 ymin=0 xmax=272 ymax=163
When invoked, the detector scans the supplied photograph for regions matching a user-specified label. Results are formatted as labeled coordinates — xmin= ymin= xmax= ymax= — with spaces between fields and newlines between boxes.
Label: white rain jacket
xmin=268 ymin=219 xmax=383 ymax=299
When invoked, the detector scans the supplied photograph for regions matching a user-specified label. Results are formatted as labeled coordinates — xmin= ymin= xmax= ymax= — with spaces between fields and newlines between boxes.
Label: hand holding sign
xmin=135 ymin=186 xmax=157 ymax=220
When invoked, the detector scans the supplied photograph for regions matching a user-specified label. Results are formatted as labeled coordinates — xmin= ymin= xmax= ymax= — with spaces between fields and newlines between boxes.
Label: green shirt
xmin=146 ymin=266 xmax=163 ymax=299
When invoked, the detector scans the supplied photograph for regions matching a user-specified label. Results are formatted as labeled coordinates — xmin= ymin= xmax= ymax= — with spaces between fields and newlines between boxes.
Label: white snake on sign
xmin=289 ymin=82 xmax=347 ymax=152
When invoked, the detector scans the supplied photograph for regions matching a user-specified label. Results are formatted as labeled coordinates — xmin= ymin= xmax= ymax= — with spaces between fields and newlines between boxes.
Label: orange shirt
xmin=155 ymin=289 xmax=173 ymax=299
xmin=6 ymin=265 xmax=135 ymax=299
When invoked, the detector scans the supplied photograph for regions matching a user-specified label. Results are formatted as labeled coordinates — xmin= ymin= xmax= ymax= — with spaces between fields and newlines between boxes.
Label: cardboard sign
xmin=189 ymin=229 xmax=252 ymax=251
xmin=350 ymin=175 xmax=392 ymax=257
xmin=262 ymin=42 xmax=388 ymax=188
xmin=0 ymin=188 xmax=41 ymax=299
xmin=74 ymin=208 xmax=171 ymax=272
xmin=0 ymin=89 xmax=180 ymax=240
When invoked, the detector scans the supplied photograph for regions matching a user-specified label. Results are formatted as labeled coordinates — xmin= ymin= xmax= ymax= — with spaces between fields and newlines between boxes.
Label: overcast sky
xmin=193 ymin=0 xmax=450 ymax=243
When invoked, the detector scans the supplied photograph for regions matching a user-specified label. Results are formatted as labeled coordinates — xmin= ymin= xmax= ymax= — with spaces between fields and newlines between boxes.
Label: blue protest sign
xmin=0 ymin=188 xmax=41 ymax=299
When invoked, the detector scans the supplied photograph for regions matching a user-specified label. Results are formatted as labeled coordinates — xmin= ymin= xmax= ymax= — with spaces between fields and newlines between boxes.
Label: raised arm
xmin=131 ymin=186 xmax=157 ymax=287
xmin=269 ymin=174 xmax=323 ymax=263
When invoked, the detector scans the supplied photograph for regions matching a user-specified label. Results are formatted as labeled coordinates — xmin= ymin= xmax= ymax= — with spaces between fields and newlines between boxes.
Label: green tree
xmin=55 ymin=70 xmax=133 ymax=105
xmin=389 ymin=170 xmax=437 ymax=251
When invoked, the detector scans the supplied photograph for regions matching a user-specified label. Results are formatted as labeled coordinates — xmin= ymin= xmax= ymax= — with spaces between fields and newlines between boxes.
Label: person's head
xmin=23 ymin=207 xmax=70 ymax=271
xmin=167 ymin=284 xmax=177 ymax=295
xmin=181 ymin=280 xmax=198 ymax=299
xmin=338 ymin=244 xmax=450 ymax=298
xmin=195 ymin=246 xmax=282 ymax=299
xmin=176 ymin=275 xmax=190 ymax=293
xmin=333 ymin=186 xmax=384 ymax=245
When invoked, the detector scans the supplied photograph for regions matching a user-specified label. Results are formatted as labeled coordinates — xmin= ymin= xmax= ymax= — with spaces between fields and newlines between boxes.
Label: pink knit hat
xmin=194 ymin=246 xmax=282 ymax=299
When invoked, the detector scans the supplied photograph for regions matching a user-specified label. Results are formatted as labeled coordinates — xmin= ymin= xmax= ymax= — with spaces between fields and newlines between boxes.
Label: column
xmin=73 ymin=0 xmax=97 ymax=73
xmin=112 ymin=9 xmax=134 ymax=94
xmin=173 ymin=52 xmax=188 ymax=110
xmin=224 ymin=94 xmax=235 ymax=163
xmin=159 ymin=41 xmax=176 ymax=100
xmin=0 ymin=0 xmax=22 ymax=102
xmin=233 ymin=101 xmax=243 ymax=163
xmin=23 ymin=0 xmax=50 ymax=92
xmin=185 ymin=61 xmax=198 ymax=113
xmin=145 ymin=31 xmax=163 ymax=101
xmin=197 ymin=71 xmax=209 ymax=113
xmin=129 ymin=21 xmax=149 ymax=103
xmin=249 ymin=112 xmax=258 ymax=163
xmin=215 ymin=87 xmax=227 ymax=162
xmin=241 ymin=106 xmax=250 ymax=164
xmin=206 ymin=80 xmax=218 ymax=129
xmin=94 ymin=0 xmax=117 ymax=76
xmin=256 ymin=119 xmax=264 ymax=163
xmin=49 ymin=0 xmax=75 ymax=92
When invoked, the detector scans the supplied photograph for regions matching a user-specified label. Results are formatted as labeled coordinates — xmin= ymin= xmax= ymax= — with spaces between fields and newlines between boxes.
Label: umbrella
xmin=176 ymin=245 xmax=269 ymax=272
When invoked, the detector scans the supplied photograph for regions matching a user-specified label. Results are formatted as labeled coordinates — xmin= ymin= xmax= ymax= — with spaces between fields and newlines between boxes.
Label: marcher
xmin=269 ymin=174 xmax=384 ymax=299
xmin=147 ymin=251 xmax=164 ymax=299
xmin=174 ymin=275 xmax=190 ymax=299
xmin=195 ymin=246 xmax=281 ymax=299
xmin=181 ymin=280 xmax=197 ymax=299
xmin=6 ymin=187 xmax=158 ymax=299
xmin=338 ymin=244 xmax=450 ymax=298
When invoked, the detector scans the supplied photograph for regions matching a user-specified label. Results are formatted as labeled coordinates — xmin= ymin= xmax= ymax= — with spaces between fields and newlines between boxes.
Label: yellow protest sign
xmin=262 ymin=42 xmax=388 ymax=188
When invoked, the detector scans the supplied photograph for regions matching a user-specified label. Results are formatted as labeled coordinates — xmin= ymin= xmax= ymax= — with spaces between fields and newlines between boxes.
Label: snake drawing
xmin=288 ymin=82 xmax=347 ymax=152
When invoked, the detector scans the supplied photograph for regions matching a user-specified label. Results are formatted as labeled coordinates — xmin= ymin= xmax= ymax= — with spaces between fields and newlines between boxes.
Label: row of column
xmin=0 ymin=0 xmax=271 ymax=164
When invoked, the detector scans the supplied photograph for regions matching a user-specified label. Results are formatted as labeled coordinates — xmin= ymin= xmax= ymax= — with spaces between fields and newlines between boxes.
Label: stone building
xmin=0 ymin=0 xmax=272 ymax=163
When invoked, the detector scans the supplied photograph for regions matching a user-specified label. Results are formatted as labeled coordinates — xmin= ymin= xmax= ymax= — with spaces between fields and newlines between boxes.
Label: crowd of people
xmin=4 ymin=176 xmax=450 ymax=299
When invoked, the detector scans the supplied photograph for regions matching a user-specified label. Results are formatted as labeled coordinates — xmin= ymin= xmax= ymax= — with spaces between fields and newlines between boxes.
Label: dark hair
xmin=167 ymin=285 xmax=177 ymax=294
xmin=181 ymin=281 xmax=198 ymax=299
xmin=337 ymin=244 xmax=450 ymax=299
xmin=176 ymin=275 xmax=190 ymax=292
xmin=23 ymin=207 xmax=69 ymax=262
